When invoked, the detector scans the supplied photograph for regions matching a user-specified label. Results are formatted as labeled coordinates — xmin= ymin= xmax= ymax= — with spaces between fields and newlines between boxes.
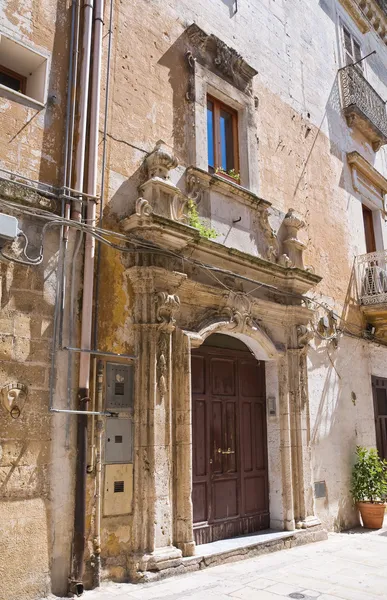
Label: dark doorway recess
xmin=372 ymin=376 xmax=387 ymax=460
xmin=191 ymin=335 xmax=269 ymax=545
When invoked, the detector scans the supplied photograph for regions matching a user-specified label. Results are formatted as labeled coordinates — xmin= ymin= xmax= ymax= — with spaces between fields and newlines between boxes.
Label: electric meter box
xmin=105 ymin=418 xmax=133 ymax=463
xmin=103 ymin=463 xmax=133 ymax=516
xmin=0 ymin=213 xmax=18 ymax=240
xmin=105 ymin=362 xmax=134 ymax=411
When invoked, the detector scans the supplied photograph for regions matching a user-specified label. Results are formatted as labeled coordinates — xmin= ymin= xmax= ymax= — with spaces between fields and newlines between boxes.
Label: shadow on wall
xmin=291 ymin=74 xmax=345 ymax=205
xmin=158 ymin=32 xmax=191 ymax=165
xmin=38 ymin=0 xmax=70 ymax=186
xmin=308 ymin=339 xmax=360 ymax=530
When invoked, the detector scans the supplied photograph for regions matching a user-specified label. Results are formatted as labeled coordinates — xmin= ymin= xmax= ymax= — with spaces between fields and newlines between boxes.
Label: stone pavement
xmin=54 ymin=525 xmax=387 ymax=600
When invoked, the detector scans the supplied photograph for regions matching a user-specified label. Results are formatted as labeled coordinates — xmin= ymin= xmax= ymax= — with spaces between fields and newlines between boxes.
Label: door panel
xmin=372 ymin=376 xmax=387 ymax=460
xmin=192 ymin=345 xmax=269 ymax=544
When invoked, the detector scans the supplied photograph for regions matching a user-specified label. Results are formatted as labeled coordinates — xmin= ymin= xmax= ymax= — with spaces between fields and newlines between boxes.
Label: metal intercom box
xmin=105 ymin=418 xmax=133 ymax=464
xmin=105 ymin=363 xmax=134 ymax=411
xmin=103 ymin=463 xmax=133 ymax=516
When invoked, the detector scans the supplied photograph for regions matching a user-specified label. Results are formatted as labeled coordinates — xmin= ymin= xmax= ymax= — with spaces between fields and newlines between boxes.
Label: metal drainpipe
xmin=93 ymin=360 xmax=104 ymax=587
xmin=93 ymin=0 xmax=114 ymax=350
xmin=71 ymin=0 xmax=94 ymax=223
xmin=70 ymin=0 xmax=94 ymax=595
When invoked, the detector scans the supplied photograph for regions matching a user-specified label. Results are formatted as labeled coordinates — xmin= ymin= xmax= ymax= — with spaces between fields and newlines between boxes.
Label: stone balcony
xmin=356 ymin=249 xmax=387 ymax=339
xmin=339 ymin=65 xmax=387 ymax=151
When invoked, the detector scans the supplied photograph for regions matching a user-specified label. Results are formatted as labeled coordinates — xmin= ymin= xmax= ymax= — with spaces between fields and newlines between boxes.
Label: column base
xmin=296 ymin=516 xmax=322 ymax=529
xmin=176 ymin=540 xmax=195 ymax=557
xmin=128 ymin=546 xmax=183 ymax=581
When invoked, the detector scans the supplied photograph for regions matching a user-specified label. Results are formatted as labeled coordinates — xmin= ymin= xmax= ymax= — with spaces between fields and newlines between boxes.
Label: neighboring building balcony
xmin=356 ymin=249 xmax=387 ymax=339
xmin=339 ymin=65 xmax=387 ymax=151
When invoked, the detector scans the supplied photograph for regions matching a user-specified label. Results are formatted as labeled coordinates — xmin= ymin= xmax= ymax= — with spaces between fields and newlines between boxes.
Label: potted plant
xmin=351 ymin=446 xmax=387 ymax=529
xmin=215 ymin=167 xmax=240 ymax=184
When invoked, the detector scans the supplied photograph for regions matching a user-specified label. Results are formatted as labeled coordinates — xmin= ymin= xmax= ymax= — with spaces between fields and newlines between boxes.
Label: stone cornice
xmin=339 ymin=0 xmax=387 ymax=44
xmin=347 ymin=151 xmax=387 ymax=193
xmin=186 ymin=166 xmax=271 ymax=209
xmin=122 ymin=212 xmax=322 ymax=296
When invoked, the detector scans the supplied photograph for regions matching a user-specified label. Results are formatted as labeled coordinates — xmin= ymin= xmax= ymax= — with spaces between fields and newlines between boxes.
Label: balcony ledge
xmin=339 ymin=66 xmax=387 ymax=151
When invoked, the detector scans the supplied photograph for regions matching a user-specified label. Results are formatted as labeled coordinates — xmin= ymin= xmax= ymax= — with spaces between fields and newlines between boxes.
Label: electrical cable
xmin=1 ymin=195 xmax=386 ymax=346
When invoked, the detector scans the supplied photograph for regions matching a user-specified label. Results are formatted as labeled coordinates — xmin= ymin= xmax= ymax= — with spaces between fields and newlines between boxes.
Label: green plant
xmin=351 ymin=446 xmax=387 ymax=503
xmin=215 ymin=167 xmax=240 ymax=182
xmin=187 ymin=199 xmax=218 ymax=239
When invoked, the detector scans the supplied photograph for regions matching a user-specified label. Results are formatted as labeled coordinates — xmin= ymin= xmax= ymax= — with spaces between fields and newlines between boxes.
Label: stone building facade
xmin=1 ymin=0 xmax=387 ymax=598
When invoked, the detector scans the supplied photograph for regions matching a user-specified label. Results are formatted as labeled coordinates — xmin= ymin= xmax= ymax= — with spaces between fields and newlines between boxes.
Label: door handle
xmin=222 ymin=448 xmax=235 ymax=455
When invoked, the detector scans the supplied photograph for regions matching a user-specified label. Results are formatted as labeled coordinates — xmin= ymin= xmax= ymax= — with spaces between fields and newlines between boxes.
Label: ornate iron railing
xmin=356 ymin=249 xmax=387 ymax=305
xmin=339 ymin=65 xmax=387 ymax=145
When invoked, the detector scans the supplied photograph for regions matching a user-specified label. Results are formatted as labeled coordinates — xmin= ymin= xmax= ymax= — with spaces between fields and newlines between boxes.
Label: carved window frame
xmin=192 ymin=61 xmax=259 ymax=193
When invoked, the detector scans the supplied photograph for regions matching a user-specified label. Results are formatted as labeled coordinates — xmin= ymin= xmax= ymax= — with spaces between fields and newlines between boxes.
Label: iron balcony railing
xmin=339 ymin=65 xmax=387 ymax=148
xmin=356 ymin=249 xmax=387 ymax=305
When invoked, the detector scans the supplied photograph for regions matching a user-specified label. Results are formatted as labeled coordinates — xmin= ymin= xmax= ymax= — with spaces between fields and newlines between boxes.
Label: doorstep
xmin=141 ymin=526 xmax=327 ymax=582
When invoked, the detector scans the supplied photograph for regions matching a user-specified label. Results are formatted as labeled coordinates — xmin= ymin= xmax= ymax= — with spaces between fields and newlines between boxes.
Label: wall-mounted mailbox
xmin=105 ymin=418 xmax=133 ymax=463
xmin=106 ymin=363 xmax=134 ymax=411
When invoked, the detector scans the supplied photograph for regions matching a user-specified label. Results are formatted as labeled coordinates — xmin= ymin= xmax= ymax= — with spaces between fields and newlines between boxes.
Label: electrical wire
xmin=1 ymin=195 xmax=386 ymax=347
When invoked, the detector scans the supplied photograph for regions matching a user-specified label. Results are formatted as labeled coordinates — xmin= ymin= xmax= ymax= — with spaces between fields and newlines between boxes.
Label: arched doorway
xmin=191 ymin=333 xmax=269 ymax=545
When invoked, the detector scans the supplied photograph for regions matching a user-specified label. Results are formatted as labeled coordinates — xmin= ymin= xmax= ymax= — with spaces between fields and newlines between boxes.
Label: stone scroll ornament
xmin=1 ymin=382 xmax=28 ymax=419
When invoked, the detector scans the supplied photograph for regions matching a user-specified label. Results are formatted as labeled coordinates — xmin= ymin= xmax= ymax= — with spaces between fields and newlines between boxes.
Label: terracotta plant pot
xmin=358 ymin=501 xmax=386 ymax=529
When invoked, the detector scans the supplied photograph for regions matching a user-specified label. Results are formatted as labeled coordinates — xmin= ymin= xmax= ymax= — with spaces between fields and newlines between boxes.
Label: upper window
xmin=341 ymin=24 xmax=363 ymax=70
xmin=0 ymin=34 xmax=48 ymax=105
xmin=207 ymin=95 xmax=240 ymax=183
xmin=0 ymin=65 xmax=26 ymax=94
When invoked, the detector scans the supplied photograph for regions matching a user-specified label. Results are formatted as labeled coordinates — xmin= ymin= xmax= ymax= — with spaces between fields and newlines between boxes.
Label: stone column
xmin=127 ymin=267 xmax=184 ymax=579
xmin=172 ymin=328 xmax=195 ymax=557
xmin=277 ymin=354 xmax=296 ymax=531
xmin=287 ymin=325 xmax=320 ymax=528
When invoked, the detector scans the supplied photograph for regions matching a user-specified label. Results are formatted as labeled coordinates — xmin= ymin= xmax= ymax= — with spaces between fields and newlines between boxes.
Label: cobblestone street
xmin=68 ymin=525 xmax=387 ymax=600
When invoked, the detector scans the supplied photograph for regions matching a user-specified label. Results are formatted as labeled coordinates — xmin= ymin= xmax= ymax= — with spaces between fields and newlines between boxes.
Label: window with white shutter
xmin=341 ymin=23 xmax=363 ymax=71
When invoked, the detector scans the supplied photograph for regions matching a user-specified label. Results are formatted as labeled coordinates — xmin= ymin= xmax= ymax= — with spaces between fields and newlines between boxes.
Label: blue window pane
xmin=220 ymin=115 xmax=227 ymax=170
xmin=207 ymin=105 xmax=214 ymax=169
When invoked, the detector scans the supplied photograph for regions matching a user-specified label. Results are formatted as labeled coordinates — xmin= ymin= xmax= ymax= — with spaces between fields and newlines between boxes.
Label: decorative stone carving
xmin=145 ymin=140 xmax=178 ymax=180
xmin=186 ymin=172 xmax=202 ymax=205
xmin=156 ymin=292 xmax=181 ymax=333
xmin=136 ymin=197 xmax=153 ymax=217
xmin=223 ymin=291 xmax=253 ymax=330
xmin=140 ymin=141 xmax=188 ymax=223
xmin=156 ymin=337 xmax=168 ymax=401
xmin=296 ymin=324 xmax=314 ymax=349
xmin=1 ymin=382 xmax=28 ymax=418
xmin=186 ymin=23 xmax=257 ymax=93
xmin=278 ymin=253 xmax=293 ymax=268
xmin=257 ymin=206 xmax=279 ymax=264
xmin=283 ymin=208 xmax=307 ymax=269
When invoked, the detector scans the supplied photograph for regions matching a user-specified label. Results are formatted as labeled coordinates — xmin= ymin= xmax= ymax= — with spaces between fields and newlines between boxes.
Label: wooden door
xmin=192 ymin=346 xmax=269 ymax=545
xmin=372 ymin=376 xmax=387 ymax=460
